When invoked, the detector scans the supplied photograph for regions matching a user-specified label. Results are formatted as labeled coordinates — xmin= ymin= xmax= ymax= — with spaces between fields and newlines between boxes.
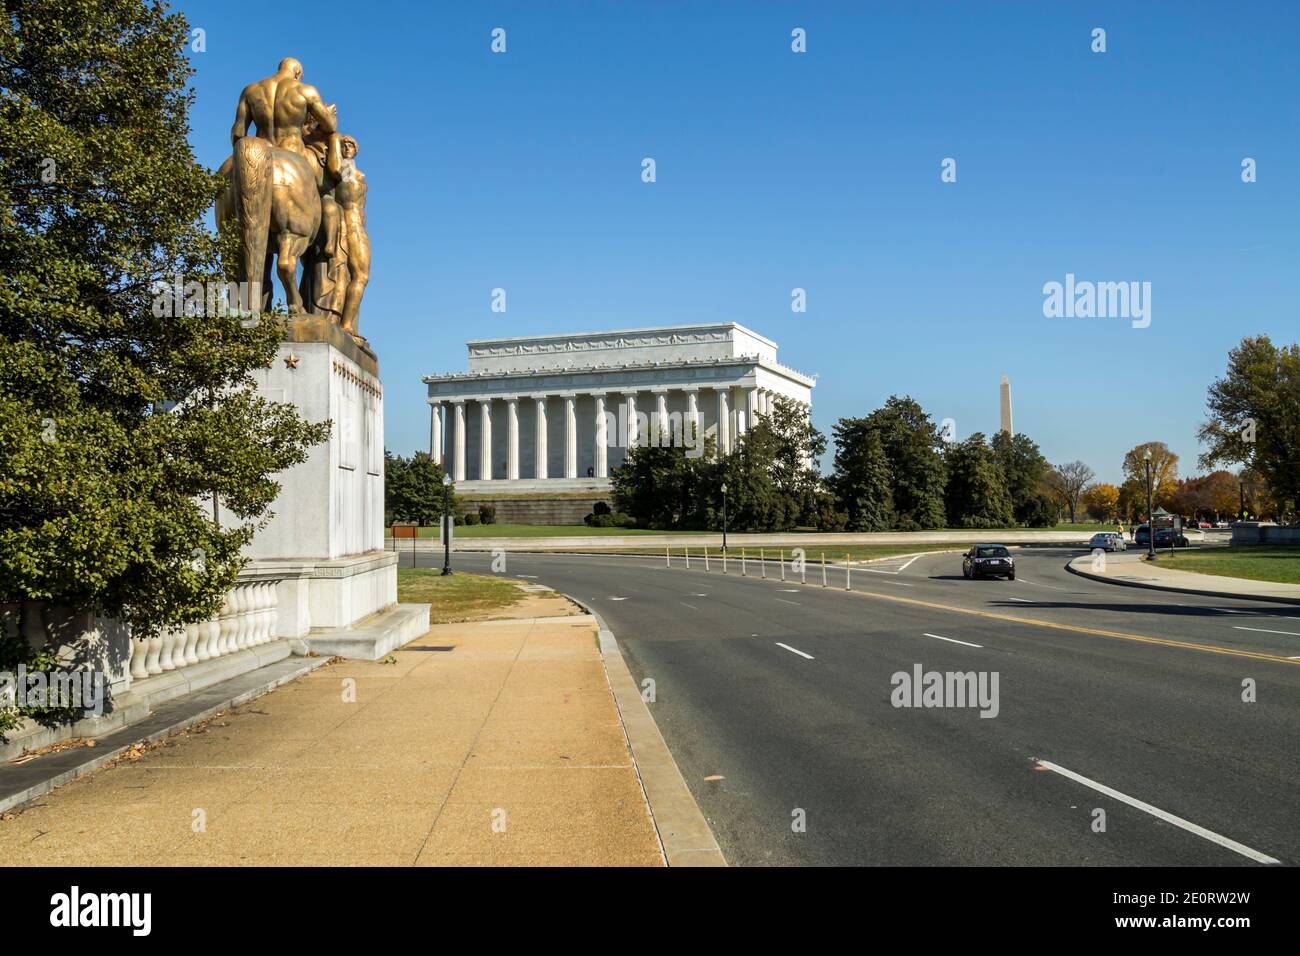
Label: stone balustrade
xmin=128 ymin=578 xmax=280 ymax=681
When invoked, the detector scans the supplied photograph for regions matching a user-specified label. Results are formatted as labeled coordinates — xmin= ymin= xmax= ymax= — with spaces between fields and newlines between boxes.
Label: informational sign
xmin=440 ymin=516 xmax=454 ymax=547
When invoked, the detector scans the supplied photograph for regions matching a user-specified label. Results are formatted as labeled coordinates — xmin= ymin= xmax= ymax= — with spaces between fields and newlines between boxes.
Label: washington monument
xmin=999 ymin=374 xmax=1013 ymax=435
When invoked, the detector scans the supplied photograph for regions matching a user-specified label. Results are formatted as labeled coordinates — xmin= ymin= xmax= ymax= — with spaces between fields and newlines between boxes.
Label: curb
xmin=1065 ymin=558 xmax=1300 ymax=607
xmin=0 ymin=655 xmax=331 ymax=816
xmin=571 ymin=598 xmax=727 ymax=868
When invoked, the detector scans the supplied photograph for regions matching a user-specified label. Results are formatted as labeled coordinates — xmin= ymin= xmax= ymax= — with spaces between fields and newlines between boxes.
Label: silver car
xmin=1089 ymin=532 xmax=1127 ymax=552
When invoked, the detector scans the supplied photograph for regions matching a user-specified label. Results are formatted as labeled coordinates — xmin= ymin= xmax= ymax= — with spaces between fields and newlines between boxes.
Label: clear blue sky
xmin=182 ymin=0 xmax=1298 ymax=485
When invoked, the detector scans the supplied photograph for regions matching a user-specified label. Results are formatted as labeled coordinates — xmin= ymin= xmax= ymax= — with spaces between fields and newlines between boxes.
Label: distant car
xmin=963 ymin=544 xmax=1015 ymax=580
xmin=1134 ymin=525 xmax=1151 ymax=546
xmin=1089 ymin=532 xmax=1127 ymax=552
xmin=1197 ymin=521 xmax=1213 ymax=529
xmin=1153 ymin=528 xmax=1189 ymax=548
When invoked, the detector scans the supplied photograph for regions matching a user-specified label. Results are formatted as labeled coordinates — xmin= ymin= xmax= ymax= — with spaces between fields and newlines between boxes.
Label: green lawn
xmin=396 ymin=568 xmax=527 ymax=624
xmin=388 ymin=522 xmax=1111 ymax=538
xmin=388 ymin=524 xmax=712 ymax=538
xmin=1155 ymin=546 xmax=1300 ymax=586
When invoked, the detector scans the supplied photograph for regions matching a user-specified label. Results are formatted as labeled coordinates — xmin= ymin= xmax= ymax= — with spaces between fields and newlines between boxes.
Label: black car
xmin=962 ymin=544 xmax=1015 ymax=580
xmin=1154 ymin=528 xmax=1189 ymax=548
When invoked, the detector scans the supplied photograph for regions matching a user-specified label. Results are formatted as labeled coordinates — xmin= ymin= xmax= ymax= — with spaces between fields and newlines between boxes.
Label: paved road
xmin=425 ymin=545 xmax=1300 ymax=866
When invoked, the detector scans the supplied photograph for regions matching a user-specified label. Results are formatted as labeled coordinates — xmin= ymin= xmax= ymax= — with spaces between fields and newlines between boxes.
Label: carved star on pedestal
xmin=284 ymin=353 xmax=300 ymax=369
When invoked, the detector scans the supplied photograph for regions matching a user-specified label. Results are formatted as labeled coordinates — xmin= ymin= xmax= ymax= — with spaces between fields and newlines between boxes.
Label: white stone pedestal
xmin=232 ymin=318 xmax=428 ymax=657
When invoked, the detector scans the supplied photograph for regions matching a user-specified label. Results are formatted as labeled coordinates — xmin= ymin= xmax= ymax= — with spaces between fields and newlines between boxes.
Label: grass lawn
xmin=388 ymin=524 xmax=712 ymax=538
xmin=396 ymin=568 xmax=526 ymax=624
xmin=388 ymin=522 xmax=1110 ymax=538
xmin=1156 ymin=546 xmax=1300 ymax=586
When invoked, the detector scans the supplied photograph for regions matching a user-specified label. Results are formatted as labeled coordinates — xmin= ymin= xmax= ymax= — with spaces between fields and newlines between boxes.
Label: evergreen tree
xmin=944 ymin=433 xmax=1014 ymax=528
xmin=831 ymin=427 xmax=894 ymax=531
xmin=833 ymin=396 xmax=946 ymax=530
xmin=990 ymin=431 xmax=1049 ymax=524
xmin=384 ymin=451 xmax=457 ymax=526
xmin=0 ymin=0 xmax=327 ymax=641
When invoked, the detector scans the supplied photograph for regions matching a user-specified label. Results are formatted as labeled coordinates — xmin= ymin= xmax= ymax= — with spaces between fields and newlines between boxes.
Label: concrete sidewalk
xmin=1067 ymin=551 xmax=1300 ymax=605
xmin=0 ymin=591 xmax=670 ymax=866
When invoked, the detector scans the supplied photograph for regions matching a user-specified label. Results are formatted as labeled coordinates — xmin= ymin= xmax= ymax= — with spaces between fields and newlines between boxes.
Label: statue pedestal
xmin=237 ymin=319 xmax=428 ymax=658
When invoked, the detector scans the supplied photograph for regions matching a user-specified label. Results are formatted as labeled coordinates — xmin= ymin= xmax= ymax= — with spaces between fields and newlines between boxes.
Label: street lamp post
xmin=721 ymin=481 xmax=728 ymax=554
xmin=1144 ymin=449 xmax=1156 ymax=562
xmin=440 ymin=472 xmax=454 ymax=577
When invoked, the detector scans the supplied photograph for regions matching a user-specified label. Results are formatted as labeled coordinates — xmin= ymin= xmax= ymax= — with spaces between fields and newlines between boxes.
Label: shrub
xmin=592 ymin=500 xmax=611 ymax=516
xmin=463 ymin=512 xmax=480 ymax=526
xmin=478 ymin=504 xmax=496 ymax=525
xmin=613 ymin=513 xmax=637 ymax=528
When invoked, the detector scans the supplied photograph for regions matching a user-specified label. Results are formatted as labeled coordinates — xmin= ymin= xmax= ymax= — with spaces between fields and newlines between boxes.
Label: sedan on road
xmin=962 ymin=544 xmax=1016 ymax=580
xmin=1089 ymin=532 xmax=1127 ymax=552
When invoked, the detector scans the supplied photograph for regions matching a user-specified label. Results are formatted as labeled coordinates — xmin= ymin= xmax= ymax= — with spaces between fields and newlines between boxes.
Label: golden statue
xmin=215 ymin=58 xmax=371 ymax=343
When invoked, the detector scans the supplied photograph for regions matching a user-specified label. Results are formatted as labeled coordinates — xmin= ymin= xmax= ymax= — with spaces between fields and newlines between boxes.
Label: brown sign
xmin=392 ymin=524 xmax=418 ymax=539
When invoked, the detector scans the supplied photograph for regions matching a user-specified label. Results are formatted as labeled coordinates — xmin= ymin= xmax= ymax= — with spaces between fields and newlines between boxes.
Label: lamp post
xmin=440 ymin=472 xmax=454 ymax=576
xmin=720 ymin=481 xmax=729 ymax=554
xmin=1144 ymin=449 xmax=1156 ymax=562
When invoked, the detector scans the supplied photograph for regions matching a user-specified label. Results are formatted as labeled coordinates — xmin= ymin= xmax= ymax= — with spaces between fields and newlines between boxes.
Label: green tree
xmin=990 ymin=431 xmax=1050 ymax=524
xmin=384 ymin=451 xmax=457 ymax=526
xmin=1198 ymin=335 xmax=1300 ymax=518
xmin=0 ymin=0 xmax=326 ymax=653
xmin=833 ymin=396 xmax=946 ymax=530
xmin=718 ymin=395 xmax=826 ymax=531
xmin=612 ymin=426 xmax=717 ymax=530
xmin=944 ymin=433 xmax=1014 ymax=528
xmin=830 ymin=427 xmax=894 ymax=531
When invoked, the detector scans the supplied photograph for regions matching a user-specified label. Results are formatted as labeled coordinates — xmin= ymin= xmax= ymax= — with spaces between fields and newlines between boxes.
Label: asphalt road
xmin=425 ymin=545 xmax=1300 ymax=866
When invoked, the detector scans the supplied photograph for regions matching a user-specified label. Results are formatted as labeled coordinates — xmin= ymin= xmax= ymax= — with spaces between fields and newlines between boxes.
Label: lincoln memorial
xmin=423 ymin=322 xmax=815 ymax=492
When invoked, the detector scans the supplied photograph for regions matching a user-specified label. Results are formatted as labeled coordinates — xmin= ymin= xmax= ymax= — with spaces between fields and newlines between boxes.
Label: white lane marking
xmin=608 ymin=596 xmax=628 ymax=601
xmin=857 ymin=567 xmax=900 ymax=575
xmin=1234 ymin=625 xmax=1300 ymax=637
xmin=775 ymin=598 xmax=801 ymax=606
xmin=517 ymin=574 xmax=539 ymax=579
xmin=775 ymin=642 xmax=814 ymax=660
xmin=896 ymin=554 xmax=923 ymax=572
xmin=690 ymin=593 xmax=709 ymax=597
xmin=1007 ymin=597 xmax=1033 ymax=603
xmin=1033 ymin=759 xmax=1281 ymax=865
xmin=778 ymin=588 xmax=800 ymax=592
xmin=680 ymin=602 xmax=699 ymax=611
xmin=1014 ymin=577 xmax=1074 ymax=592
xmin=922 ymin=632 xmax=983 ymax=648
xmin=883 ymin=580 xmax=915 ymax=587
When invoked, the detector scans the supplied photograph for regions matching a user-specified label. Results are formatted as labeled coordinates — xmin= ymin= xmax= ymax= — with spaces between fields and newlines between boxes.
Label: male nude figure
xmin=224 ymin=58 xmax=336 ymax=313
xmin=230 ymin=56 xmax=336 ymax=161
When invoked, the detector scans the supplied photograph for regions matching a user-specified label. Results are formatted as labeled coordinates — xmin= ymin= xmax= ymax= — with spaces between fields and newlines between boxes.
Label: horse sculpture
xmin=215 ymin=137 xmax=321 ymax=316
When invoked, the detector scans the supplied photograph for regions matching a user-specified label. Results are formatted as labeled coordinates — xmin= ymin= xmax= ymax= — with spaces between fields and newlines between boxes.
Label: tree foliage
xmin=384 ymin=451 xmax=457 ymax=526
xmin=0 ymin=0 xmax=327 ymax=639
xmin=944 ymin=433 xmax=1014 ymax=528
xmin=1198 ymin=335 xmax=1299 ymax=519
xmin=834 ymin=396 xmax=946 ymax=531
